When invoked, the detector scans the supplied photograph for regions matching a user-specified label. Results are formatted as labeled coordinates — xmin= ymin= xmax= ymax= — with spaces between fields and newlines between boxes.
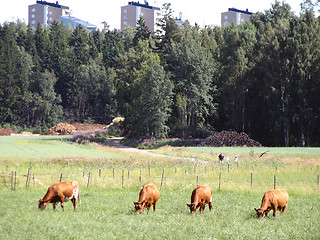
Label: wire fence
xmin=1 ymin=161 xmax=319 ymax=193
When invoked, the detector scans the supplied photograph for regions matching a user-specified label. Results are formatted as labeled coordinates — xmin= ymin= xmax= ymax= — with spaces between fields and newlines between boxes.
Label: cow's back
xmin=141 ymin=183 xmax=160 ymax=202
xmin=50 ymin=181 xmax=78 ymax=198
xmin=192 ymin=184 xmax=212 ymax=202
xmin=265 ymin=189 xmax=289 ymax=206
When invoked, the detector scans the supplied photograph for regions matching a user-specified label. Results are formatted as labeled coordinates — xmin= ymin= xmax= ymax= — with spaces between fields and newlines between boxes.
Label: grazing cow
xmin=38 ymin=181 xmax=81 ymax=211
xmin=187 ymin=184 xmax=213 ymax=214
xmin=133 ymin=183 xmax=160 ymax=214
xmin=254 ymin=189 xmax=289 ymax=219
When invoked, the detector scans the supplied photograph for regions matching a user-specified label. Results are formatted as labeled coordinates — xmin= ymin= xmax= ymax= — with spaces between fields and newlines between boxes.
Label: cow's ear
xmin=254 ymin=208 xmax=258 ymax=212
xmin=141 ymin=200 xmax=145 ymax=205
xmin=187 ymin=204 xmax=191 ymax=207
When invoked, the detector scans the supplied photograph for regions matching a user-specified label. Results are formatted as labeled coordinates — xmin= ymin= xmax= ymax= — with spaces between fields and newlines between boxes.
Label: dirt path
xmin=104 ymin=137 xmax=206 ymax=164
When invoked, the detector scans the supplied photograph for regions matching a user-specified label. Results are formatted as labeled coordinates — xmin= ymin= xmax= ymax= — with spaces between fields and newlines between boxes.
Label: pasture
xmin=0 ymin=136 xmax=320 ymax=239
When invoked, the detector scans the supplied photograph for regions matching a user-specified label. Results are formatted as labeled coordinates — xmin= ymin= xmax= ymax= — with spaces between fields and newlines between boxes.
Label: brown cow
xmin=133 ymin=183 xmax=160 ymax=214
xmin=38 ymin=181 xmax=81 ymax=211
xmin=254 ymin=189 xmax=289 ymax=219
xmin=187 ymin=184 xmax=213 ymax=214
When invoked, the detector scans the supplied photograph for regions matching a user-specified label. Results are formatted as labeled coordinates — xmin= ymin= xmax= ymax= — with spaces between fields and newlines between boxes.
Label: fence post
xmin=11 ymin=171 xmax=14 ymax=190
xmin=122 ymin=169 xmax=125 ymax=189
xmin=175 ymin=167 xmax=177 ymax=174
xmin=317 ymin=175 xmax=319 ymax=189
xmin=228 ymin=164 xmax=230 ymax=173
xmin=28 ymin=167 xmax=32 ymax=188
xmin=197 ymin=176 xmax=199 ymax=186
xmin=219 ymin=171 xmax=222 ymax=192
xmin=205 ymin=166 xmax=207 ymax=174
xmin=139 ymin=167 xmax=142 ymax=186
xmin=87 ymin=172 xmax=91 ymax=188
xmin=274 ymin=175 xmax=277 ymax=189
xmin=14 ymin=171 xmax=17 ymax=191
xmin=59 ymin=173 xmax=63 ymax=182
xmin=128 ymin=169 xmax=130 ymax=179
xmin=160 ymin=168 xmax=165 ymax=190
xmin=26 ymin=168 xmax=30 ymax=188
xmin=194 ymin=166 xmax=197 ymax=174
xmin=99 ymin=168 xmax=101 ymax=178
xmin=251 ymin=172 xmax=253 ymax=186
xmin=148 ymin=166 xmax=151 ymax=178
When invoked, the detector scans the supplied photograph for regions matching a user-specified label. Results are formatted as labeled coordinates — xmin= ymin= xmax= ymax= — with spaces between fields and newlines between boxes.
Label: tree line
xmin=0 ymin=1 xmax=319 ymax=146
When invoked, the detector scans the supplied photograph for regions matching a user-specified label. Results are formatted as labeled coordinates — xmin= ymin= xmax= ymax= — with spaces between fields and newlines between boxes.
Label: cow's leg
xmin=153 ymin=202 xmax=156 ymax=212
xmin=209 ymin=201 xmax=213 ymax=211
xmin=53 ymin=203 xmax=57 ymax=210
xmin=281 ymin=205 xmax=287 ymax=214
xmin=199 ymin=203 xmax=205 ymax=213
xmin=273 ymin=206 xmax=277 ymax=217
xmin=71 ymin=198 xmax=77 ymax=211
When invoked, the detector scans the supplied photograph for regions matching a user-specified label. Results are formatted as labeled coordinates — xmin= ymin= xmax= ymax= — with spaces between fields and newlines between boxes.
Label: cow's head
xmin=133 ymin=201 xmax=145 ymax=214
xmin=254 ymin=208 xmax=266 ymax=219
xmin=187 ymin=203 xmax=199 ymax=214
xmin=38 ymin=199 xmax=47 ymax=210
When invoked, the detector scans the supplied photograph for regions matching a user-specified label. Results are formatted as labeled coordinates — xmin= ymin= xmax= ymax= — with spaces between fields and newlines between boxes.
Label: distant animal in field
xmin=38 ymin=181 xmax=81 ymax=211
xmin=187 ymin=184 xmax=213 ymax=214
xmin=254 ymin=189 xmax=289 ymax=219
xmin=133 ymin=183 xmax=160 ymax=214
xmin=259 ymin=150 xmax=270 ymax=158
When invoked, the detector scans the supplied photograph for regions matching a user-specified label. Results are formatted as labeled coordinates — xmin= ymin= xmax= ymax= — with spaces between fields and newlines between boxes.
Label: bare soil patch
xmin=42 ymin=123 xmax=108 ymax=135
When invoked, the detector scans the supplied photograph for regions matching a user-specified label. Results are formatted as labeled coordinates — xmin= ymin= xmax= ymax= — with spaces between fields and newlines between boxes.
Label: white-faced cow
xmin=133 ymin=183 xmax=160 ymax=214
xmin=38 ymin=181 xmax=80 ymax=211
xmin=187 ymin=184 xmax=213 ymax=214
xmin=254 ymin=189 xmax=289 ymax=219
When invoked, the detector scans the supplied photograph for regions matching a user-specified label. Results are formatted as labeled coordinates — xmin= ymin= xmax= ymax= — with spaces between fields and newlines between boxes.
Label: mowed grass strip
xmin=0 ymin=187 xmax=319 ymax=240
xmin=0 ymin=136 xmax=125 ymax=160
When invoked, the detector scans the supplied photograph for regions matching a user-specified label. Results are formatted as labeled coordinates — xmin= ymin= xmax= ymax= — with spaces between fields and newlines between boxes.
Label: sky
xmin=0 ymin=0 xmax=304 ymax=29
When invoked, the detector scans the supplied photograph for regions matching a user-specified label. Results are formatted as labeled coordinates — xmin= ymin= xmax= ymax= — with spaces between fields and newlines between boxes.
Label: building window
xmin=140 ymin=12 xmax=144 ymax=17
xmin=224 ymin=15 xmax=228 ymax=20
xmin=31 ymin=20 xmax=36 ymax=25
xmin=124 ymin=21 xmax=127 ymax=25
xmin=31 ymin=14 xmax=35 ymax=18
xmin=49 ymin=11 xmax=52 ymax=15
xmin=124 ymin=9 xmax=128 ymax=13
xmin=32 ymin=8 xmax=35 ymax=12
xmin=124 ymin=15 xmax=127 ymax=19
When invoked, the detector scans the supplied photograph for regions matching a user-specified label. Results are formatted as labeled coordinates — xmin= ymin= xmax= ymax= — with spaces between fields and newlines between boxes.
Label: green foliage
xmin=1 ymin=1 xmax=320 ymax=146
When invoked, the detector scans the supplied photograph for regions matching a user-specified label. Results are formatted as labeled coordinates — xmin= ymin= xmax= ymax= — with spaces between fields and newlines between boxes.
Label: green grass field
xmin=0 ymin=136 xmax=320 ymax=239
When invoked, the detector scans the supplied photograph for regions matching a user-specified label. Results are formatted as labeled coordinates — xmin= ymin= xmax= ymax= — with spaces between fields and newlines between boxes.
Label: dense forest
xmin=0 ymin=1 xmax=320 ymax=146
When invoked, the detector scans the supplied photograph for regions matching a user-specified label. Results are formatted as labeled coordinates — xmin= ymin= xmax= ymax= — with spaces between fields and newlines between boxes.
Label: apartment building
xmin=28 ymin=1 xmax=71 ymax=27
xmin=221 ymin=8 xmax=253 ymax=27
xmin=121 ymin=1 xmax=162 ymax=32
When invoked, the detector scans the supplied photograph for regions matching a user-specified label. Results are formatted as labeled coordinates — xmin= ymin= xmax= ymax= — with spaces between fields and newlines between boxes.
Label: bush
xmin=72 ymin=129 xmax=110 ymax=144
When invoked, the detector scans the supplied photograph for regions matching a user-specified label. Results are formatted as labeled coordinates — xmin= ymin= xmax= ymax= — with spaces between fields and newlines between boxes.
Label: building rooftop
xmin=227 ymin=8 xmax=253 ymax=15
xmin=36 ymin=0 xmax=69 ymax=9
xmin=128 ymin=1 xmax=160 ymax=10
xmin=60 ymin=15 xmax=97 ymax=30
